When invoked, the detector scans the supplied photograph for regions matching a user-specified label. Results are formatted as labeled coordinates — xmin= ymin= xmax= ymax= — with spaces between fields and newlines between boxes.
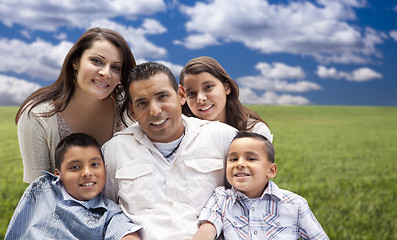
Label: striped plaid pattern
xmin=198 ymin=180 xmax=329 ymax=240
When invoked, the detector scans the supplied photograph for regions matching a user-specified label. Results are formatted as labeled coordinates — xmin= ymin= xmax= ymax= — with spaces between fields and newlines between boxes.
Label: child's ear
xmin=268 ymin=163 xmax=277 ymax=179
xmin=224 ymin=82 xmax=231 ymax=95
xmin=178 ymin=85 xmax=186 ymax=105
xmin=54 ymin=169 xmax=60 ymax=177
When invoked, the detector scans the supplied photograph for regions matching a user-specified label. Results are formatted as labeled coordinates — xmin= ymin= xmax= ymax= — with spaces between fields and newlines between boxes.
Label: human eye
xmin=204 ymin=84 xmax=215 ymax=91
xmin=112 ymin=64 xmax=121 ymax=72
xmin=91 ymin=57 xmax=102 ymax=65
xmin=159 ymin=93 xmax=169 ymax=101
xmin=187 ymin=91 xmax=196 ymax=98
xmin=228 ymin=157 xmax=238 ymax=162
xmin=69 ymin=165 xmax=80 ymax=170
xmin=248 ymin=157 xmax=257 ymax=161
xmin=136 ymin=101 xmax=146 ymax=107
xmin=92 ymin=162 xmax=101 ymax=167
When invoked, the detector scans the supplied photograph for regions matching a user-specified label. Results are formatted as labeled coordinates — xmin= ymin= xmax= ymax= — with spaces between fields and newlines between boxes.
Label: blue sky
xmin=0 ymin=0 xmax=396 ymax=106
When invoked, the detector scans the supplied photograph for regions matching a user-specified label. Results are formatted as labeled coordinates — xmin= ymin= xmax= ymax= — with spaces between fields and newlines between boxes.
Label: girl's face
xmin=73 ymin=40 xmax=123 ymax=100
xmin=183 ymin=72 xmax=231 ymax=123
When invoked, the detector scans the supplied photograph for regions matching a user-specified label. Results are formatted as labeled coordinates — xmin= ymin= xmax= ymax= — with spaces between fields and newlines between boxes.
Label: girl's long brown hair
xmin=15 ymin=27 xmax=136 ymax=126
xmin=179 ymin=56 xmax=268 ymax=131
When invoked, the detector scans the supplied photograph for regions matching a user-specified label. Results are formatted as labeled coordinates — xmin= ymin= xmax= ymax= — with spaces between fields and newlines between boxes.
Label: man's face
xmin=129 ymin=72 xmax=186 ymax=143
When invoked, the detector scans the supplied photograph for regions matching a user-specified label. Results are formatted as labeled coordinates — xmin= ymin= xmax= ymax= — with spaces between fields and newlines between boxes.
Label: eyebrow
xmin=65 ymin=160 xmax=81 ymax=165
xmin=92 ymin=53 xmax=122 ymax=64
xmin=133 ymin=90 xmax=169 ymax=105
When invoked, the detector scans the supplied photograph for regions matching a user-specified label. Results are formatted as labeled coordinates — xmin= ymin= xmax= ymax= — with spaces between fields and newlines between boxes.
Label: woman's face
xmin=183 ymin=72 xmax=230 ymax=123
xmin=73 ymin=40 xmax=123 ymax=100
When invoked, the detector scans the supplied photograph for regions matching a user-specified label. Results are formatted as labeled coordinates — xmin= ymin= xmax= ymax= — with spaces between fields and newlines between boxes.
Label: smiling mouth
xmin=199 ymin=104 xmax=214 ymax=111
xmin=234 ymin=173 xmax=251 ymax=177
xmin=151 ymin=118 xmax=167 ymax=126
xmin=80 ymin=182 xmax=96 ymax=187
xmin=92 ymin=80 xmax=109 ymax=88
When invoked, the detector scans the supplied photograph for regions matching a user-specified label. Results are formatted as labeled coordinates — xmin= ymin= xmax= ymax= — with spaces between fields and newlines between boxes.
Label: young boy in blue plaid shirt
xmin=6 ymin=133 xmax=141 ymax=240
xmin=192 ymin=131 xmax=329 ymax=240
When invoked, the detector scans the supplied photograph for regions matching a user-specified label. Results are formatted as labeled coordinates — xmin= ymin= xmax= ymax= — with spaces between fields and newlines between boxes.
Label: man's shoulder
xmin=184 ymin=115 xmax=237 ymax=133
xmin=105 ymin=123 xmax=140 ymax=145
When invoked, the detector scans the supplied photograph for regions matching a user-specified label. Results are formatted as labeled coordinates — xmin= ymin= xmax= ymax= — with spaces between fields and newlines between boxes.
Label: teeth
xmin=200 ymin=105 xmax=213 ymax=111
xmin=152 ymin=119 xmax=166 ymax=125
xmin=82 ymin=182 xmax=95 ymax=187
xmin=235 ymin=173 xmax=249 ymax=177
xmin=93 ymin=80 xmax=108 ymax=87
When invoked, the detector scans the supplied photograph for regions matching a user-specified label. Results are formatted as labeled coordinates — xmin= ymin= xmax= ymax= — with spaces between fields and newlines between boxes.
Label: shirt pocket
xmin=184 ymin=157 xmax=224 ymax=206
xmin=115 ymin=164 xmax=154 ymax=212
xmin=224 ymin=214 xmax=249 ymax=240
xmin=264 ymin=213 xmax=296 ymax=239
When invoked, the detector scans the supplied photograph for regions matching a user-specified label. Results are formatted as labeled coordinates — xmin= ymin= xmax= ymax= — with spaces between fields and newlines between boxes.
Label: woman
xmin=15 ymin=27 xmax=136 ymax=183
xmin=179 ymin=56 xmax=273 ymax=142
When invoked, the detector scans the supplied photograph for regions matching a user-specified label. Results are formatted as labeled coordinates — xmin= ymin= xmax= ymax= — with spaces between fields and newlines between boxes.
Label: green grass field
xmin=1 ymin=105 xmax=397 ymax=239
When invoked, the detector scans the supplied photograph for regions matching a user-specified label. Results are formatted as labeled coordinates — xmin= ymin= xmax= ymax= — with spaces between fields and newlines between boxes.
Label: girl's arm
xmin=191 ymin=221 xmax=217 ymax=240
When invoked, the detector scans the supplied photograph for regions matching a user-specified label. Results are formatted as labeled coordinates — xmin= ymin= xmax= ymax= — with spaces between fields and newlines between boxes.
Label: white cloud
xmin=390 ymin=30 xmax=397 ymax=41
xmin=54 ymin=33 xmax=67 ymax=40
xmin=0 ymin=17 xmax=171 ymax=81
xmin=178 ymin=0 xmax=384 ymax=64
xmin=88 ymin=19 xmax=168 ymax=59
xmin=0 ymin=75 xmax=41 ymax=106
xmin=0 ymin=0 xmax=166 ymax=31
xmin=238 ymin=62 xmax=321 ymax=92
xmin=0 ymin=38 xmax=72 ymax=80
xmin=239 ymin=88 xmax=310 ymax=105
xmin=316 ymin=65 xmax=382 ymax=82
xmin=174 ymin=33 xmax=219 ymax=49
xmin=255 ymin=62 xmax=305 ymax=79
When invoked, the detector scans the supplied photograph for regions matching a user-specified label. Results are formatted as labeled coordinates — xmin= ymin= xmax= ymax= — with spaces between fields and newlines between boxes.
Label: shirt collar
xmin=231 ymin=180 xmax=283 ymax=202
xmin=43 ymin=171 xmax=108 ymax=211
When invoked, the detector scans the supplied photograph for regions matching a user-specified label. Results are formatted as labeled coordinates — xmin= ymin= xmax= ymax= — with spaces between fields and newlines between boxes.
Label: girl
xmin=15 ymin=27 xmax=136 ymax=183
xmin=179 ymin=56 xmax=273 ymax=142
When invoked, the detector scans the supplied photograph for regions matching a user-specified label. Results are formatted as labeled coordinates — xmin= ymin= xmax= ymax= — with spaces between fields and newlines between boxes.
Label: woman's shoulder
xmin=247 ymin=118 xmax=273 ymax=142
xmin=26 ymin=99 xmax=55 ymax=115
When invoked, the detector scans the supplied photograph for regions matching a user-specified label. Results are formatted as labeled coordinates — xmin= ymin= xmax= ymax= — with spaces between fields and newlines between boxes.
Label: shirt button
xmin=233 ymin=221 xmax=238 ymax=226
xmin=54 ymin=214 xmax=60 ymax=219
xmin=254 ymin=230 xmax=258 ymax=235
xmin=251 ymin=207 xmax=255 ymax=211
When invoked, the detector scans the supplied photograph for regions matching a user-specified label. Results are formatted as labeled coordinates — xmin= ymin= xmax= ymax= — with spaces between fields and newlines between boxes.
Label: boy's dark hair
xmin=55 ymin=133 xmax=103 ymax=170
xmin=232 ymin=131 xmax=275 ymax=163
xmin=123 ymin=61 xmax=178 ymax=121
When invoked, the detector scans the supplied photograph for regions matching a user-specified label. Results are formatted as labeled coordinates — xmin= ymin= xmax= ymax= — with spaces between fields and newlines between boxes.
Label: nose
xmin=236 ymin=158 xmax=245 ymax=168
xmin=149 ymin=101 xmax=162 ymax=116
xmin=98 ymin=65 xmax=111 ymax=79
xmin=197 ymin=91 xmax=207 ymax=103
xmin=82 ymin=166 xmax=93 ymax=178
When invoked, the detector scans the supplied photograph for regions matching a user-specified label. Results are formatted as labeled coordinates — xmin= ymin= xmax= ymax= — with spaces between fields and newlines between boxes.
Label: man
xmin=103 ymin=62 xmax=237 ymax=239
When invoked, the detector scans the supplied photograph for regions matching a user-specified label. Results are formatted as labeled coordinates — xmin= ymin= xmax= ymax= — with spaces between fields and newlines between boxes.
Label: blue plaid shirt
xmin=5 ymin=173 xmax=140 ymax=240
xmin=198 ymin=180 xmax=329 ymax=240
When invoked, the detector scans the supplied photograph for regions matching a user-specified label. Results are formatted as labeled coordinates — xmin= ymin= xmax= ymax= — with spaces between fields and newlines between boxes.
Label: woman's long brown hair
xmin=15 ymin=27 xmax=136 ymax=126
xmin=179 ymin=56 xmax=268 ymax=131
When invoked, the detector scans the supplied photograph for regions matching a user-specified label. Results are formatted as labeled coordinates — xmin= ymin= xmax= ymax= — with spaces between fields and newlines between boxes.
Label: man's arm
xmin=191 ymin=221 xmax=217 ymax=240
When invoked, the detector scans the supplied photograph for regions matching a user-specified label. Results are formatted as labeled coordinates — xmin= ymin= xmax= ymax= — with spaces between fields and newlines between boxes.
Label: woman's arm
xmin=17 ymin=105 xmax=59 ymax=183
